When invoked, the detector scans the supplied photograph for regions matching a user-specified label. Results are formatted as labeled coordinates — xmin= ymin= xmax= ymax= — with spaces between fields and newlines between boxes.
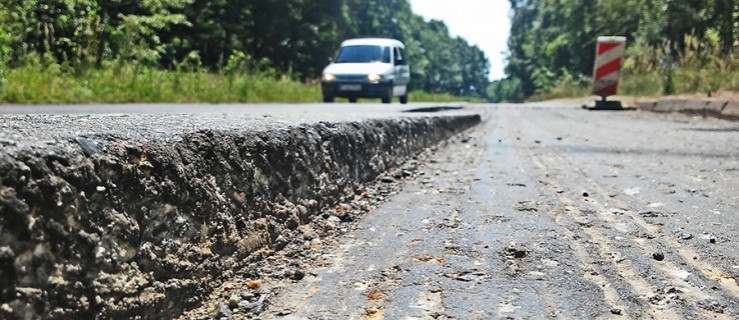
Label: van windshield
xmin=335 ymin=45 xmax=390 ymax=63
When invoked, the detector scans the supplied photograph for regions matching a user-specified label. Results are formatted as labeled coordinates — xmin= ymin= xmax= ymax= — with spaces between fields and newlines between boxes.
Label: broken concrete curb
xmin=0 ymin=114 xmax=480 ymax=319
xmin=636 ymin=98 xmax=736 ymax=121
xmin=721 ymin=100 xmax=739 ymax=121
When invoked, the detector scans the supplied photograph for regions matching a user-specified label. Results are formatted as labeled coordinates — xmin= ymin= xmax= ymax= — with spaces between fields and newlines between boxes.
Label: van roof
xmin=341 ymin=38 xmax=405 ymax=48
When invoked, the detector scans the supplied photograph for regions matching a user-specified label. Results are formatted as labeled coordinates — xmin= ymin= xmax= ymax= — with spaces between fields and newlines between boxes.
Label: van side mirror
xmin=328 ymin=57 xmax=334 ymax=63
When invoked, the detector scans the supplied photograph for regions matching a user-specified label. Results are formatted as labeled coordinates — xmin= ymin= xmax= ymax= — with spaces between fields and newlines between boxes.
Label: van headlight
xmin=367 ymin=74 xmax=382 ymax=82
xmin=322 ymin=74 xmax=336 ymax=81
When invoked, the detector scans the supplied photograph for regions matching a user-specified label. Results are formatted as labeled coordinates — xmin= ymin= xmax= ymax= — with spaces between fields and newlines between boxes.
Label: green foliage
xmin=223 ymin=51 xmax=250 ymax=76
xmin=0 ymin=11 xmax=8 ymax=87
xmin=499 ymin=0 xmax=738 ymax=101
xmin=2 ymin=0 xmax=492 ymax=101
xmin=524 ymin=72 xmax=591 ymax=102
xmin=115 ymin=0 xmax=193 ymax=65
xmin=487 ymin=77 xmax=525 ymax=102
xmin=0 ymin=62 xmax=321 ymax=104
xmin=0 ymin=63 xmax=474 ymax=104
xmin=526 ymin=34 xmax=738 ymax=100
xmin=622 ymin=34 xmax=737 ymax=96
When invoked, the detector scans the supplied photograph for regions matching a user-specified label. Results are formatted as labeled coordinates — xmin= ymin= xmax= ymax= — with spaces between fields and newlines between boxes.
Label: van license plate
xmin=339 ymin=84 xmax=361 ymax=91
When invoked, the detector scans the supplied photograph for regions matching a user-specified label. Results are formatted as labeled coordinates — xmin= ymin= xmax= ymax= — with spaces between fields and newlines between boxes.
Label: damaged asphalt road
xmin=202 ymin=103 xmax=737 ymax=319
xmin=1 ymin=102 xmax=737 ymax=319
xmin=0 ymin=103 xmax=479 ymax=320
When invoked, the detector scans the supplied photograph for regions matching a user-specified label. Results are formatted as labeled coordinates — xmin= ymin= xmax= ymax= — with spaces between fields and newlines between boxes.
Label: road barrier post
xmin=592 ymin=36 xmax=626 ymax=110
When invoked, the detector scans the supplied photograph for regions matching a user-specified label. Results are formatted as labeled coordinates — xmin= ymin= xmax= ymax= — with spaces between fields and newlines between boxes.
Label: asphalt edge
xmin=0 ymin=114 xmax=481 ymax=319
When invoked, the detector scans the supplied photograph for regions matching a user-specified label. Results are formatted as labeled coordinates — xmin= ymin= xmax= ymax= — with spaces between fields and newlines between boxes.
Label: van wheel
xmin=348 ymin=98 xmax=358 ymax=103
xmin=323 ymin=95 xmax=334 ymax=103
xmin=381 ymin=85 xmax=393 ymax=104
xmin=400 ymin=94 xmax=408 ymax=104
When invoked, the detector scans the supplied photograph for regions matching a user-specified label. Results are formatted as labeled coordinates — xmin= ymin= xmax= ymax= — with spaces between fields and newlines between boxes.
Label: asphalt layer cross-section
xmin=0 ymin=102 xmax=472 ymax=148
xmin=260 ymin=103 xmax=738 ymax=319
xmin=2 ymin=102 xmax=736 ymax=319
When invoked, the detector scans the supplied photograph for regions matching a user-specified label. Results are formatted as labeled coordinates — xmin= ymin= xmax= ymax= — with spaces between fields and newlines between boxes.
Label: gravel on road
xmin=207 ymin=104 xmax=738 ymax=320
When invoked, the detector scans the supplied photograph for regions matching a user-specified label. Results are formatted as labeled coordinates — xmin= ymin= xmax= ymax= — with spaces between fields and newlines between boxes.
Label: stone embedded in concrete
xmin=0 ymin=115 xmax=480 ymax=320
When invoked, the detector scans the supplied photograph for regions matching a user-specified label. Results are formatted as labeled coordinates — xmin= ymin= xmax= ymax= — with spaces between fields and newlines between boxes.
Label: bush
xmin=530 ymin=35 xmax=737 ymax=100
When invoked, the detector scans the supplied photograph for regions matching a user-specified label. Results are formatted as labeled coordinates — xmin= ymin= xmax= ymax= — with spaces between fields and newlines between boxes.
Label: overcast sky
xmin=408 ymin=0 xmax=511 ymax=80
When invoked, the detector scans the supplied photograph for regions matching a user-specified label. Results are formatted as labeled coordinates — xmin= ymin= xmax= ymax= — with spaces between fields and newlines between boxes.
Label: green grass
xmin=529 ymin=40 xmax=737 ymax=101
xmin=526 ymin=78 xmax=591 ymax=102
xmin=0 ymin=62 xmax=477 ymax=104
xmin=0 ymin=63 xmax=322 ymax=104
xmin=528 ymin=66 xmax=738 ymax=102
xmin=619 ymin=66 xmax=737 ymax=97
xmin=529 ymin=65 xmax=738 ymax=102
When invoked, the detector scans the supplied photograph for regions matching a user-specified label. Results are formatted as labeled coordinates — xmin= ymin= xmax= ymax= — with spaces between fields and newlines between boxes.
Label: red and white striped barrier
xmin=592 ymin=36 xmax=626 ymax=98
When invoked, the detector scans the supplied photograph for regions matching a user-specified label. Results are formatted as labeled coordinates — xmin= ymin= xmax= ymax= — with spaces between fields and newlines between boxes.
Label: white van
xmin=321 ymin=38 xmax=411 ymax=104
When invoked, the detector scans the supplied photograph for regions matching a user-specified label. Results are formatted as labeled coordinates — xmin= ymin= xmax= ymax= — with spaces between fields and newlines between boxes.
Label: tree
xmin=0 ymin=0 xmax=493 ymax=97
xmin=501 ymin=0 xmax=737 ymax=101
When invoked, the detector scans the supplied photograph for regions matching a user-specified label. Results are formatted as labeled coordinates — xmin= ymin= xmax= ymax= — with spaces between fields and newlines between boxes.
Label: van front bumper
xmin=321 ymin=81 xmax=393 ymax=98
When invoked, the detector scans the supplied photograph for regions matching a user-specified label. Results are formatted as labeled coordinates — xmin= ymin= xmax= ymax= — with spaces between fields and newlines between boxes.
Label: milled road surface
xmin=262 ymin=103 xmax=738 ymax=319
xmin=3 ymin=101 xmax=736 ymax=319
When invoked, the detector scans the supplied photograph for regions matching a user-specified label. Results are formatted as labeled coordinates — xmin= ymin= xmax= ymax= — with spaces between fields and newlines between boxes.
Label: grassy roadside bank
xmin=529 ymin=44 xmax=738 ymax=102
xmin=0 ymin=63 xmax=473 ymax=104
xmin=529 ymin=68 xmax=739 ymax=102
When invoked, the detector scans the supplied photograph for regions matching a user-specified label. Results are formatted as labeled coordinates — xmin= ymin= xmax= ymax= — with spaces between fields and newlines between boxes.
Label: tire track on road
xmin=535 ymin=152 xmax=730 ymax=319
xmin=499 ymin=113 xmax=629 ymax=318
xmin=569 ymin=161 xmax=739 ymax=300
xmin=528 ymin=154 xmax=684 ymax=319
xmin=520 ymin=110 xmax=739 ymax=305
xmin=515 ymin=114 xmax=735 ymax=318
xmin=506 ymin=114 xmax=683 ymax=319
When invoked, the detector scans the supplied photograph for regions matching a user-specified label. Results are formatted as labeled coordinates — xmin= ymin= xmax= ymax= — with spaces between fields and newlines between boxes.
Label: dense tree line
xmin=490 ymin=0 xmax=737 ymax=102
xmin=0 ymin=0 xmax=490 ymax=97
